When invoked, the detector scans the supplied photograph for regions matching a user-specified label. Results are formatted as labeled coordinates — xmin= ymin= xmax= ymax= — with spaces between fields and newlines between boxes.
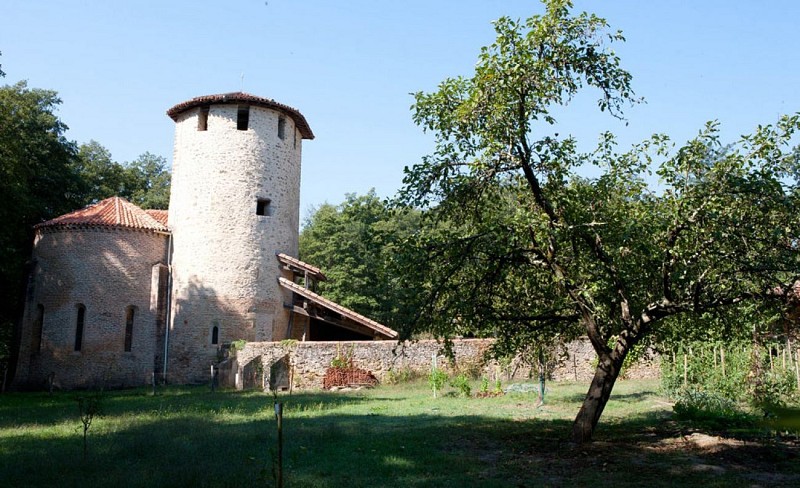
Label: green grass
xmin=1 ymin=379 xmax=798 ymax=487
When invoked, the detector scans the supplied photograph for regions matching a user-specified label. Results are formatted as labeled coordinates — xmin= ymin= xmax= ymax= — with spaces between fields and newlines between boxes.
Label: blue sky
xmin=3 ymin=1 xmax=799 ymax=219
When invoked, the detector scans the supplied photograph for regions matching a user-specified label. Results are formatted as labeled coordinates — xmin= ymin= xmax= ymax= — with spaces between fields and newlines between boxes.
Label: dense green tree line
xmin=0 ymin=64 xmax=169 ymax=380
xmin=299 ymin=191 xmax=423 ymax=331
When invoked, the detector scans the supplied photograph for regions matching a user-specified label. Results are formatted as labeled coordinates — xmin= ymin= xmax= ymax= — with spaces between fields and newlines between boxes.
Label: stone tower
xmin=165 ymin=92 xmax=314 ymax=383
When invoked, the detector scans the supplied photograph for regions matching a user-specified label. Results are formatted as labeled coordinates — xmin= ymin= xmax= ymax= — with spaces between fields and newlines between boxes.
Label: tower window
xmin=256 ymin=198 xmax=272 ymax=216
xmin=75 ymin=304 xmax=85 ymax=352
xmin=237 ymin=105 xmax=250 ymax=131
xmin=278 ymin=116 xmax=286 ymax=140
xmin=211 ymin=325 xmax=219 ymax=345
xmin=124 ymin=306 xmax=135 ymax=352
xmin=198 ymin=106 xmax=209 ymax=131
xmin=32 ymin=304 xmax=44 ymax=353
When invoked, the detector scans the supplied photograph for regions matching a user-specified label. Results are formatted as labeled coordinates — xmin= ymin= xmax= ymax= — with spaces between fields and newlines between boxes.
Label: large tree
xmin=0 ymin=80 xmax=83 ymax=377
xmin=73 ymin=141 xmax=170 ymax=209
xmin=398 ymin=0 xmax=800 ymax=442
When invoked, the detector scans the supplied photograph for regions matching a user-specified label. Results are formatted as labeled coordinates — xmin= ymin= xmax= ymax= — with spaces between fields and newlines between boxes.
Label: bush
xmin=450 ymin=374 xmax=471 ymax=397
xmin=672 ymin=388 xmax=755 ymax=428
xmin=428 ymin=368 xmax=447 ymax=397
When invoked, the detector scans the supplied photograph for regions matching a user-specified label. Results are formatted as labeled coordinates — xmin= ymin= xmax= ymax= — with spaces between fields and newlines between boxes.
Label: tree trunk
xmin=571 ymin=353 xmax=623 ymax=443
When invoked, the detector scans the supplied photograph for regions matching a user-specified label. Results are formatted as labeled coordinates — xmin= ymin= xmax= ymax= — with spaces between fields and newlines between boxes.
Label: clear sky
xmin=2 ymin=1 xmax=799 ymax=220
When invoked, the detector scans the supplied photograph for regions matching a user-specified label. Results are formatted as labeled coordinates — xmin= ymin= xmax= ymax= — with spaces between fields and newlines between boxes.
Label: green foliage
xmin=229 ymin=339 xmax=247 ymax=353
xmin=299 ymin=190 xmax=423 ymax=330
xmin=73 ymin=142 xmax=170 ymax=209
xmin=0 ymin=80 xmax=83 ymax=368
xmin=428 ymin=367 xmax=448 ymax=397
xmin=672 ymin=388 xmax=756 ymax=429
xmin=396 ymin=0 xmax=800 ymax=440
xmin=385 ymin=367 xmax=423 ymax=385
xmin=480 ymin=377 xmax=490 ymax=394
xmin=449 ymin=374 xmax=472 ymax=397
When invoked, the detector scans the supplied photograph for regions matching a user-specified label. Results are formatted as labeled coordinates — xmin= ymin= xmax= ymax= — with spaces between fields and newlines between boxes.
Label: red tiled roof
xmin=35 ymin=197 xmax=169 ymax=233
xmin=166 ymin=92 xmax=314 ymax=140
xmin=278 ymin=277 xmax=398 ymax=339
xmin=145 ymin=209 xmax=169 ymax=227
xmin=277 ymin=253 xmax=327 ymax=281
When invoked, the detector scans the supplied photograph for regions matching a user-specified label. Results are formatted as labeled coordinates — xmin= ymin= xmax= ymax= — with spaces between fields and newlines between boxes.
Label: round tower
xmin=165 ymin=92 xmax=313 ymax=383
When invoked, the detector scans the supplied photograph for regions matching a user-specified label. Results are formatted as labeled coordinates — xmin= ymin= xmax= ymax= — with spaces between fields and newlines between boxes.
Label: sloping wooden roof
xmin=278 ymin=277 xmax=398 ymax=339
xmin=277 ymin=253 xmax=327 ymax=281
xmin=166 ymin=92 xmax=314 ymax=140
xmin=35 ymin=197 xmax=169 ymax=233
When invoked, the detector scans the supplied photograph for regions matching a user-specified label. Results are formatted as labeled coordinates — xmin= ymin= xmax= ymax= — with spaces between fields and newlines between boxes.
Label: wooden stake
xmin=720 ymin=346 xmax=726 ymax=378
xmin=713 ymin=345 xmax=717 ymax=369
xmin=683 ymin=353 xmax=688 ymax=387
xmin=796 ymin=349 xmax=800 ymax=389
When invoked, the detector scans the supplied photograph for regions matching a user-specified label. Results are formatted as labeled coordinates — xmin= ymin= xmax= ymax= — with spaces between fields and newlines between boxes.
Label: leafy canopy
xmin=396 ymin=0 xmax=800 ymax=441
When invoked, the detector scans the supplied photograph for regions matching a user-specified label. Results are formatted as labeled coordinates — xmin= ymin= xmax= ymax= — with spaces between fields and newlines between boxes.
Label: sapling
xmin=77 ymin=391 xmax=102 ymax=459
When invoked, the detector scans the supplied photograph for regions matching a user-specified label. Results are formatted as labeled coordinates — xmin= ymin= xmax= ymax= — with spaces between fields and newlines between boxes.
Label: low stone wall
xmin=222 ymin=337 xmax=660 ymax=390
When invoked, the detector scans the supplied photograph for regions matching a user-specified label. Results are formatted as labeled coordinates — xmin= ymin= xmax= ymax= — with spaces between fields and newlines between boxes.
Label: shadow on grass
xmin=2 ymin=387 xmax=799 ymax=488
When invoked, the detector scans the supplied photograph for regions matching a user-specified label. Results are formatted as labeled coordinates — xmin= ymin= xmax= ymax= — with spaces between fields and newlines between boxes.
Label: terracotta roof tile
xmin=145 ymin=209 xmax=169 ymax=227
xmin=278 ymin=277 xmax=398 ymax=339
xmin=35 ymin=197 xmax=169 ymax=233
xmin=166 ymin=92 xmax=314 ymax=140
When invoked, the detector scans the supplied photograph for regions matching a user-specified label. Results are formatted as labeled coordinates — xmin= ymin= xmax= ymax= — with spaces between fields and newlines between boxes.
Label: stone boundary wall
xmin=221 ymin=337 xmax=660 ymax=390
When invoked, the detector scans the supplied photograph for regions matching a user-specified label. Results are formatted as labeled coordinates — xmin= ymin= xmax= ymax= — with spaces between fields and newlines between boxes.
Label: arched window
xmin=124 ymin=306 xmax=135 ymax=352
xmin=31 ymin=304 xmax=44 ymax=353
xmin=211 ymin=325 xmax=219 ymax=345
xmin=75 ymin=304 xmax=85 ymax=352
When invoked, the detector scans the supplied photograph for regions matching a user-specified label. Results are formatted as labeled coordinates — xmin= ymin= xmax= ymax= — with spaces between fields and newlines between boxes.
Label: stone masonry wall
xmin=167 ymin=103 xmax=302 ymax=383
xmin=15 ymin=227 xmax=169 ymax=389
xmin=225 ymin=337 xmax=660 ymax=390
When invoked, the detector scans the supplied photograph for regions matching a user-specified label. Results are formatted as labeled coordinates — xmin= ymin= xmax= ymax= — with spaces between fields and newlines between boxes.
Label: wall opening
xmin=75 ymin=304 xmax=85 ymax=352
xmin=278 ymin=116 xmax=286 ymax=140
xmin=124 ymin=306 xmax=135 ymax=352
xmin=31 ymin=304 xmax=44 ymax=353
xmin=256 ymin=198 xmax=272 ymax=216
xmin=211 ymin=325 xmax=219 ymax=345
xmin=198 ymin=106 xmax=209 ymax=131
xmin=237 ymin=105 xmax=250 ymax=131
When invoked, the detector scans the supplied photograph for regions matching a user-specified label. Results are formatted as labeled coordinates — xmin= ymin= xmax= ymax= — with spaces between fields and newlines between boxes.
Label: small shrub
xmin=672 ymin=388 xmax=755 ymax=428
xmin=428 ymin=368 xmax=447 ymax=398
xmin=480 ymin=377 xmax=489 ymax=394
xmin=385 ymin=368 xmax=422 ymax=385
xmin=450 ymin=374 xmax=471 ymax=397
xmin=76 ymin=390 xmax=103 ymax=459
xmin=229 ymin=339 xmax=247 ymax=353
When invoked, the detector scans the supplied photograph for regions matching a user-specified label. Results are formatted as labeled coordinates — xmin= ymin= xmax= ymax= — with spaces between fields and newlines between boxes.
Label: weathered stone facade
xmin=16 ymin=227 xmax=169 ymax=388
xmin=167 ymin=99 xmax=306 ymax=383
xmin=13 ymin=93 xmax=317 ymax=389
xmin=222 ymin=338 xmax=660 ymax=391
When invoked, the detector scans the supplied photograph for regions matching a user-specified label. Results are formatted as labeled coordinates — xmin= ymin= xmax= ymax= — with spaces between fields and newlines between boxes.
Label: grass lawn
xmin=1 ymin=378 xmax=798 ymax=487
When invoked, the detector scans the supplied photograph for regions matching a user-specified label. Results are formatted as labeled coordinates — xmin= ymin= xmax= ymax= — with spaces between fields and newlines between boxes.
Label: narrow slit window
xmin=278 ymin=116 xmax=286 ymax=140
xmin=124 ymin=306 xmax=135 ymax=352
xmin=211 ymin=325 xmax=219 ymax=345
xmin=75 ymin=304 xmax=85 ymax=352
xmin=198 ymin=106 xmax=209 ymax=131
xmin=237 ymin=105 xmax=250 ymax=131
xmin=256 ymin=198 xmax=272 ymax=216
xmin=32 ymin=304 xmax=44 ymax=353
xmin=293 ymin=128 xmax=297 ymax=148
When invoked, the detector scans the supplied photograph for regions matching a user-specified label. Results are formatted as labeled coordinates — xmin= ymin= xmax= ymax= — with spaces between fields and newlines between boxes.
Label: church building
xmin=14 ymin=92 xmax=397 ymax=389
